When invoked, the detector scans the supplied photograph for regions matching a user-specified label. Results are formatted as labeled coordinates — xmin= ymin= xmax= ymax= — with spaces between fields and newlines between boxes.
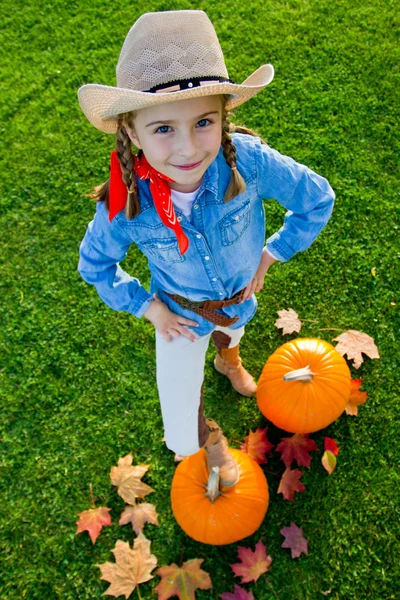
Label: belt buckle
xmin=180 ymin=297 xmax=204 ymax=310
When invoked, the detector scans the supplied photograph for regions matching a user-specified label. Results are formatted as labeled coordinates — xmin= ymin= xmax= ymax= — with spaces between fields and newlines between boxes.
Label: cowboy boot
xmin=203 ymin=418 xmax=239 ymax=487
xmin=214 ymin=344 xmax=257 ymax=397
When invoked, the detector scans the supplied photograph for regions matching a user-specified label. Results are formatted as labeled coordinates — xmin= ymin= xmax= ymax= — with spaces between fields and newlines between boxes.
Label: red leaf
xmin=75 ymin=506 xmax=112 ymax=544
xmin=230 ymin=540 xmax=272 ymax=583
xmin=324 ymin=437 xmax=339 ymax=456
xmin=278 ymin=468 xmax=305 ymax=501
xmin=240 ymin=428 xmax=274 ymax=464
xmin=345 ymin=379 xmax=368 ymax=416
xmin=281 ymin=522 xmax=308 ymax=558
xmin=220 ymin=585 xmax=255 ymax=600
xmin=276 ymin=434 xmax=318 ymax=469
xmin=322 ymin=451 xmax=337 ymax=474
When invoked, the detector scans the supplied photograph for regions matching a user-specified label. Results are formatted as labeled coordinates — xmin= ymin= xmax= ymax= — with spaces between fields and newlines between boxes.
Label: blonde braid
xmin=221 ymin=107 xmax=246 ymax=202
xmin=116 ymin=117 xmax=140 ymax=220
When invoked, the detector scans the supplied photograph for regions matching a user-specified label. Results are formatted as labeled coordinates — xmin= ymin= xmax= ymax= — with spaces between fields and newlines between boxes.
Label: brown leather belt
xmin=163 ymin=288 xmax=246 ymax=326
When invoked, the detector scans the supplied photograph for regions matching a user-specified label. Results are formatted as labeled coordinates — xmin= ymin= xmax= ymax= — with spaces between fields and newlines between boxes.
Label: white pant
xmin=156 ymin=325 xmax=245 ymax=457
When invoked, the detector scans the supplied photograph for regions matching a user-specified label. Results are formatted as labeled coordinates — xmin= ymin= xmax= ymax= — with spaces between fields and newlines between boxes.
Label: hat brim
xmin=78 ymin=64 xmax=274 ymax=134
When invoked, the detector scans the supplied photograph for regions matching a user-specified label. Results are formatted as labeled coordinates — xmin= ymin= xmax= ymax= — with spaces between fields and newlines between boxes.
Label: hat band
xmin=144 ymin=76 xmax=235 ymax=94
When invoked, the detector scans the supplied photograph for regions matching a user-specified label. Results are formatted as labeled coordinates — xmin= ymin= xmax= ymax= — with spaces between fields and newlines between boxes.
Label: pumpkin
xmin=257 ymin=338 xmax=351 ymax=434
xmin=171 ymin=448 xmax=269 ymax=545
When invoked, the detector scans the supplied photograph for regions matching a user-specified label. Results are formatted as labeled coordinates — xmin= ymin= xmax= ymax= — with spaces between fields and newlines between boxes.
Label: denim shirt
xmin=78 ymin=132 xmax=335 ymax=336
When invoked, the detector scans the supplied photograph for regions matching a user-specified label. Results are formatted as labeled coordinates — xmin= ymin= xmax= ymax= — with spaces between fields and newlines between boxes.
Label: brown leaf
xmin=278 ymin=468 xmax=305 ymax=501
xmin=155 ymin=558 xmax=212 ymax=600
xmin=98 ymin=532 xmax=157 ymax=598
xmin=110 ymin=454 xmax=154 ymax=505
xmin=281 ymin=522 xmax=308 ymax=558
xmin=119 ymin=503 xmax=159 ymax=535
xmin=345 ymin=379 xmax=368 ymax=415
xmin=333 ymin=330 xmax=380 ymax=369
xmin=240 ymin=428 xmax=274 ymax=465
xmin=276 ymin=434 xmax=318 ymax=469
xmin=230 ymin=540 xmax=272 ymax=583
xmin=274 ymin=309 xmax=302 ymax=335
xmin=75 ymin=506 xmax=112 ymax=544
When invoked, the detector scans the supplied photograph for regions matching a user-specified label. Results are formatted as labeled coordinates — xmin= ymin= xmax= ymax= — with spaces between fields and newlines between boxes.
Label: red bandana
xmin=108 ymin=150 xmax=189 ymax=255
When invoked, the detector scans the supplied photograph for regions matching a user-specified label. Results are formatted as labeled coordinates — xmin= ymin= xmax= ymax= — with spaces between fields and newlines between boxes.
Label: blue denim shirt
xmin=78 ymin=132 xmax=335 ymax=336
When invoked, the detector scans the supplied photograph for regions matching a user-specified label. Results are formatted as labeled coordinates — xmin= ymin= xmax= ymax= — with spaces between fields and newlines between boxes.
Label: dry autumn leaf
xmin=240 ymin=427 xmax=274 ymax=464
xmin=346 ymin=379 xmax=368 ymax=416
xmin=281 ymin=522 xmax=308 ymax=559
xmin=155 ymin=558 xmax=212 ymax=600
xmin=220 ymin=585 xmax=255 ymax=600
xmin=274 ymin=308 xmax=302 ymax=335
xmin=333 ymin=330 xmax=380 ymax=369
xmin=230 ymin=540 xmax=272 ymax=584
xmin=98 ymin=532 xmax=157 ymax=598
xmin=75 ymin=506 xmax=112 ymax=544
xmin=278 ymin=468 xmax=305 ymax=501
xmin=110 ymin=454 xmax=154 ymax=505
xmin=324 ymin=437 xmax=339 ymax=456
xmin=322 ymin=451 xmax=337 ymax=475
xmin=276 ymin=434 xmax=318 ymax=469
xmin=119 ymin=503 xmax=159 ymax=535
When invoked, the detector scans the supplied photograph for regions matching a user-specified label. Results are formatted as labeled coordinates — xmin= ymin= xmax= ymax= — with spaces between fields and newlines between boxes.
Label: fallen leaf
xmin=230 ymin=540 xmax=272 ymax=583
xmin=75 ymin=506 xmax=112 ymax=544
xmin=346 ymin=379 xmax=368 ymax=416
xmin=110 ymin=454 xmax=154 ymax=505
xmin=274 ymin=309 xmax=302 ymax=335
xmin=220 ymin=585 xmax=255 ymax=600
xmin=322 ymin=451 xmax=337 ymax=475
xmin=281 ymin=522 xmax=308 ymax=558
xmin=98 ymin=532 xmax=157 ymax=598
xmin=278 ymin=468 xmax=305 ymax=501
xmin=276 ymin=434 xmax=318 ymax=469
xmin=119 ymin=503 xmax=159 ymax=535
xmin=371 ymin=267 xmax=376 ymax=277
xmin=324 ymin=437 xmax=339 ymax=456
xmin=333 ymin=330 xmax=380 ymax=369
xmin=240 ymin=428 xmax=274 ymax=464
xmin=155 ymin=558 xmax=212 ymax=600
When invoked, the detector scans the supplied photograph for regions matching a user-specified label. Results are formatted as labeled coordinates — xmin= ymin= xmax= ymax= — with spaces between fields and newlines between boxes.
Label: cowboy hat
xmin=78 ymin=10 xmax=274 ymax=134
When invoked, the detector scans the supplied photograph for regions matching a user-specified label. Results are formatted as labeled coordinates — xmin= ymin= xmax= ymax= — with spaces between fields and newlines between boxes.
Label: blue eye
xmin=155 ymin=119 xmax=212 ymax=134
xmin=155 ymin=125 xmax=171 ymax=134
xmin=197 ymin=119 xmax=211 ymax=127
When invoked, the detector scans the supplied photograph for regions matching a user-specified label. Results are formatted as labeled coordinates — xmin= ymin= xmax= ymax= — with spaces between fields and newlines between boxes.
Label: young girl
xmin=77 ymin=10 xmax=335 ymax=486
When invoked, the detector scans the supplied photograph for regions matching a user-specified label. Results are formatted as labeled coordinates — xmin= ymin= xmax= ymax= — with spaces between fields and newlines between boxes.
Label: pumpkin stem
xmin=204 ymin=466 xmax=221 ymax=503
xmin=283 ymin=365 xmax=315 ymax=382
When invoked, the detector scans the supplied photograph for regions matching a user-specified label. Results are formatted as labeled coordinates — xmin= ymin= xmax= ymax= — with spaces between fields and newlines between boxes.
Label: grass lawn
xmin=1 ymin=0 xmax=399 ymax=598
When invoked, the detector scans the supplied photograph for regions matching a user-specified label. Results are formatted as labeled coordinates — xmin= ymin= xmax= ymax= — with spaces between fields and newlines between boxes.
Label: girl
xmin=77 ymin=10 xmax=335 ymax=486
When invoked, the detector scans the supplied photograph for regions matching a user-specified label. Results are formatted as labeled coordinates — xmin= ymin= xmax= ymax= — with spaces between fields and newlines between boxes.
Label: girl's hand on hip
xmin=241 ymin=250 xmax=277 ymax=302
xmin=143 ymin=294 xmax=199 ymax=342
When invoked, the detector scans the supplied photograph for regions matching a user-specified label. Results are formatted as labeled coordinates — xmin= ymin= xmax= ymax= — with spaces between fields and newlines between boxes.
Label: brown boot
xmin=203 ymin=419 xmax=239 ymax=487
xmin=214 ymin=345 xmax=257 ymax=397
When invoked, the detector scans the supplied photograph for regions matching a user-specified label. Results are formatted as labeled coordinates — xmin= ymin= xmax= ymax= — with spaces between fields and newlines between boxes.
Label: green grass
xmin=1 ymin=0 xmax=399 ymax=598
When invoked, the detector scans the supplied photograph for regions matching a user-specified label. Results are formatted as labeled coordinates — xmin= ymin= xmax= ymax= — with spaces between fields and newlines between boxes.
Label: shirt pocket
xmin=141 ymin=237 xmax=185 ymax=263
xmin=219 ymin=200 xmax=251 ymax=246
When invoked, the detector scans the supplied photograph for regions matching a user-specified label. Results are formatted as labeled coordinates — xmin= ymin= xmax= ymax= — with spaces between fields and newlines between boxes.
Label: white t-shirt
xmin=170 ymin=185 xmax=201 ymax=221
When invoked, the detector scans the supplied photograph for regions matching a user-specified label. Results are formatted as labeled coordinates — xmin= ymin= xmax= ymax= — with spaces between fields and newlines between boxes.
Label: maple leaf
xmin=281 ymin=522 xmax=308 ymax=559
xmin=324 ymin=437 xmax=339 ymax=456
xmin=230 ymin=540 xmax=272 ymax=584
xmin=275 ymin=434 xmax=318 ymax=469
xmin=333 ymin=330 xmax=380 ymax=369
xmin=278 ymin=468 xmax=305 ymax=501
xmin=155 ymin=558 xmax=212 ymax=600
xmin=322 ymin=451 xmax=337 ymax=475
xmin=110 ymin=454 xmax=154 ymax=505
xmin=240 ymin=427 xmax=274 ymax=464
xmin=75 ymin=506 xmax=112 ymax=544
xmin=346 ymin=379 xmax=368 ymax=416
xmin=274 ymin=308 xmax=302 ymax=335
xmin=220 ymin=585 xmax=255 ymax=600
xmin=98 ymin=532 xmax=157 ymax=598
xmin=119 ymin=503 xmax=159 ymax=535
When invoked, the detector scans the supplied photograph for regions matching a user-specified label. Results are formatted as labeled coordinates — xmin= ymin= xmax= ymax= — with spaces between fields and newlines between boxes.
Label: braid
xmin=116 ymin=117 xmax=140 ymax=219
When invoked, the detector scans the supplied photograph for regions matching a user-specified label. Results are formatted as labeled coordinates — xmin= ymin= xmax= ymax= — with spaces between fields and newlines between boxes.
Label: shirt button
xmin=212 ymin=277 xmax=217 ymax=282
xmin=177 ymin=216 xmax=182 ymax=222
xmin=234 ymin=215 xmax=240 ymax=221
xmin=157 ymin=244 xmax=162 ymax=248
xmin=204 ymin=256 xmax=210 ymax=261
xmin=193 ymin=204 xmax=199 ymax=210
xmin=219 ymin=292 xmax=223 ymax=296
xmin=196 ymin=234 xmax=201 ymax=239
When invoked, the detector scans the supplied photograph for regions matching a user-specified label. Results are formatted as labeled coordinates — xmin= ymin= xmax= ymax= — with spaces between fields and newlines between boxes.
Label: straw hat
xmin=78 ymin=10 xmax=274 ymax=134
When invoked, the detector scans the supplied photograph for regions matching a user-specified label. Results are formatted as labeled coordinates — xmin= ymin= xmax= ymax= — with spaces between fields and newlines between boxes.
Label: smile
xmin=172 ymin=160 xmax=203 ymax=170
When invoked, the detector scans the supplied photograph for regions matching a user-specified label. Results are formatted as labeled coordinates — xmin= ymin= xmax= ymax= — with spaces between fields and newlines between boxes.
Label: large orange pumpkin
xmin=171 ymin=448 xmax=269 ymax=545
xmin=257 ymin=338 xmax=351 ymax=433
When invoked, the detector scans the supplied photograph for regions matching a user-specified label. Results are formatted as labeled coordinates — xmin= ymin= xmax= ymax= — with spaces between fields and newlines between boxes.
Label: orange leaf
xmin=110 ymin=454 xmax=154 ymax=505
xmin=155 ymin=558 xmax=212 ymax=600
xmin=119 ymin=503 xmax=159 ymax=535
xmin=274 ymin=308 xmax=302 ymax=335
xmin=276 ymin=434 xmax=318 ymax=469
xmin=230 ymin=540 xmax=272 ymax=583
xmin=98 ymin=532 xmax=157 ymax=598
xmin=333 ymin=330 xmax=380 ymax=369
xmin=322 ymin=450 xmax=337 ymax=474
xmin=75 ymin=506 xmax=112 ymax=544
xmin=345 ymin=379 xmax=368 ymax=416
xmin=278 ymin=468 xmax=305 ymax=501
xmin=240 ymin=428 xmax=274 ymax=464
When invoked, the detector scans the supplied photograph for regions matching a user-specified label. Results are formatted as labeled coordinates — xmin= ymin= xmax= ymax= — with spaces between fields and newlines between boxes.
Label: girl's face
xmin=127 ymin=95 xmax=223 ymax=193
